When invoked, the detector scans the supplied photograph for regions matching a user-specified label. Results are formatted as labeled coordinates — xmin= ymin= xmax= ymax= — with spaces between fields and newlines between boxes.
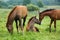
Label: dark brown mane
xmin=40 ymin=9 xmax=55 ymax=14
xmin=28 ymin=17 xmax=34 ymax=23
xmin=8 ymin=7 xmax=16 ymax=17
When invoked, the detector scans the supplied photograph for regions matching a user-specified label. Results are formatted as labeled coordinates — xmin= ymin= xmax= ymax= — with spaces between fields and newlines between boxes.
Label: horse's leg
xmin=15 ymin=19 xmax=18 ymax=33
xmin=23 ymin=15 xmax=27 ymax=26
xmin=32 ymin=27 xmax=36 ymax=32
xmin=33 ymin=26 xmax=39 ymax=32
xmin=49 ymin=19 xmax=54 ymax=32
xmin=54 ymin=19 xmax=56 ymax=32
xmin=19 ymin=18 xmax=21 ymax=31
xmin=19 ymin=18 xmax=24 ymax=32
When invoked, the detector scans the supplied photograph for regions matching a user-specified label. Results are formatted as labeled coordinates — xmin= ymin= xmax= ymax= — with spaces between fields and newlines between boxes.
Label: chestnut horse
xmin=39 ymin=9 xmax=60 ymax=32
xmin=6 ymin=6 xmax=27 ymax=34
xmin=26 ymin=16 xmax=40 ymax=32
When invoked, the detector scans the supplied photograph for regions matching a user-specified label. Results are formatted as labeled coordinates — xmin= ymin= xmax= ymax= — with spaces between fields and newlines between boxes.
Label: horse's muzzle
xmin=39 ymin=23 xmax=41 ymax=25
xmin=39 ymin=22 xmax=41 ymax=25
xmin=37 ymin=21 xmax=41 ymax=25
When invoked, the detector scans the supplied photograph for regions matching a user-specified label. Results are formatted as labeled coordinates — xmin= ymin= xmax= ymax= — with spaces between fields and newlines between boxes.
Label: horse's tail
xmin=35 ymin=27 xmax=39 ymax=32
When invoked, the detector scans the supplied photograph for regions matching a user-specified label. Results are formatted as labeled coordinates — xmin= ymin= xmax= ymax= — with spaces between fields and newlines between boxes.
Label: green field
xmin=0 ymin=7 xmax=60 ymax=40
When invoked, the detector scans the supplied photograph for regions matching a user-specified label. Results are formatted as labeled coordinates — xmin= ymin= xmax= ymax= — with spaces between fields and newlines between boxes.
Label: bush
xmin=37 ymin=1 xmax=44 ymax=7
xmin=27 ymin=4 xmax=39 ymax=11
xmin=7 ymin=5 xmax=14 ymax=9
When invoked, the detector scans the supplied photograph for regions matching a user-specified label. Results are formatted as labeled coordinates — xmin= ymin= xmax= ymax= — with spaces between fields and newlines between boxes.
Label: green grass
xmin=0 ymin=8 xmax=60 ymax=40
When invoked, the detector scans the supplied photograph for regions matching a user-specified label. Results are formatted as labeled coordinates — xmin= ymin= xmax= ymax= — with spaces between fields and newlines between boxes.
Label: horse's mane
xmin=40 ymin=9 xmax=55 ymax=14
xmin=28 ymin=17 xmax=34 ymax=23
xmin=8 ymin=6 xmax=16 ymax=18
xmin=6 ymin=7 xmax=16 ymax=24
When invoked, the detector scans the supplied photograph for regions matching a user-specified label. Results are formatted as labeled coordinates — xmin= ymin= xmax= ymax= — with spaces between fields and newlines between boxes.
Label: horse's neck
xmin=28 ymin=20 xmax=34 ymax=27
xmin=43 ymin=12 xmax=51 ymax=17
xmin=7 ymin=18 xmax=13 ymax=25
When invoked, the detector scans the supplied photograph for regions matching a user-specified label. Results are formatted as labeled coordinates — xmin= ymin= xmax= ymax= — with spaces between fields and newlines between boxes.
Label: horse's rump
xmin=16 ymin=6 xmax=28 ymax=18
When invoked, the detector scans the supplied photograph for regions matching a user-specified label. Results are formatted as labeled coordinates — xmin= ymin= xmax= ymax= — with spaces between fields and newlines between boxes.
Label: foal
xmin=26 ymin=16 xmax=40 ymax=32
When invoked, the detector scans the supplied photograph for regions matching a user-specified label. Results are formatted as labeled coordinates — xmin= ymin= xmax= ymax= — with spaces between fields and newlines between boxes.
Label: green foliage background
xmin=0 ymin=0 xmax=43 ymax=9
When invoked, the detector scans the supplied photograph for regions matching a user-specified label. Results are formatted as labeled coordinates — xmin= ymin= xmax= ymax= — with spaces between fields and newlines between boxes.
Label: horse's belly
xmin=56 ymin=15 xmax=60 ymax=20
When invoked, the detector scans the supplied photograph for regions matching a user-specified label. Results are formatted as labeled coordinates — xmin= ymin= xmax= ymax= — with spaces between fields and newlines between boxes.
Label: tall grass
xmin=0 ymin=8 xmax=60 ymax=40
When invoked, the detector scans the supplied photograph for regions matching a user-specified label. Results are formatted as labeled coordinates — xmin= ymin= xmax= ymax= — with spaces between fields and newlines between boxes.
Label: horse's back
xmin=52 ymin=9 xmax=60 ymax=19
xmin=16 ymin=6 xmax=28 ymax=18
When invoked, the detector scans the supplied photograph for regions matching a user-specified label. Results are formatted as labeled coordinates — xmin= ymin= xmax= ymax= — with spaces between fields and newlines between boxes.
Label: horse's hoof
xmin=54 ymin=30 xmax=56 ymax=32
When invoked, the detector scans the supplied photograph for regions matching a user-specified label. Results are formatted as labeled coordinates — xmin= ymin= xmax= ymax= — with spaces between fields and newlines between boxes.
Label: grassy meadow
xmin=0 ymin=6 xmax=60 ymax=40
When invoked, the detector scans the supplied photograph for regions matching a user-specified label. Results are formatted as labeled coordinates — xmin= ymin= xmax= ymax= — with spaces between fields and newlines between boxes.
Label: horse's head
xmin=6 ymin=22 xmax=13 ymax=34
xmin=32 ymin=16 xmax=40 ymax=25
xmin=39 ymin=9 xmax=55 ymax=25
xmin=39 ymin=12 xmax=44 ymax=25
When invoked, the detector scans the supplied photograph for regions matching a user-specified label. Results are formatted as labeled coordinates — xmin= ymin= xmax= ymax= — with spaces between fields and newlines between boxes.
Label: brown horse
xmin=26 ymin=16 xmax=40 ymax=32
xmin=39 ymin=9 xmax=60 ymax=32
xmin=6 ymin=6 xmax=28 ymax=34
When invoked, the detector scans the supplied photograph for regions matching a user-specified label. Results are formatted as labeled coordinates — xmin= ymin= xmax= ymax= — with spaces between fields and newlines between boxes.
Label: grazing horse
xmin=6 ymin=6 xmax=27 ymax=34
xmin=26 ymin=16 xmax=40 ymax=32
xmin=39 ymin=9 xmax=60 ymax=32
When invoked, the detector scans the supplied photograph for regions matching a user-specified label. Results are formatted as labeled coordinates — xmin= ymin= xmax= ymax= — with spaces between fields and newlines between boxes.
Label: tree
xmin=56 ymin=0 xmax=60 ymax=5
xmin=37 ymin=0 xmax=43 ymax=7
xmin=8 ymin=0 xmax=23 ymax=5
xmin=0 ymin=1 xmax=8 ymax=8
xmin=23 ymin=0 xmax=31 ymax=5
